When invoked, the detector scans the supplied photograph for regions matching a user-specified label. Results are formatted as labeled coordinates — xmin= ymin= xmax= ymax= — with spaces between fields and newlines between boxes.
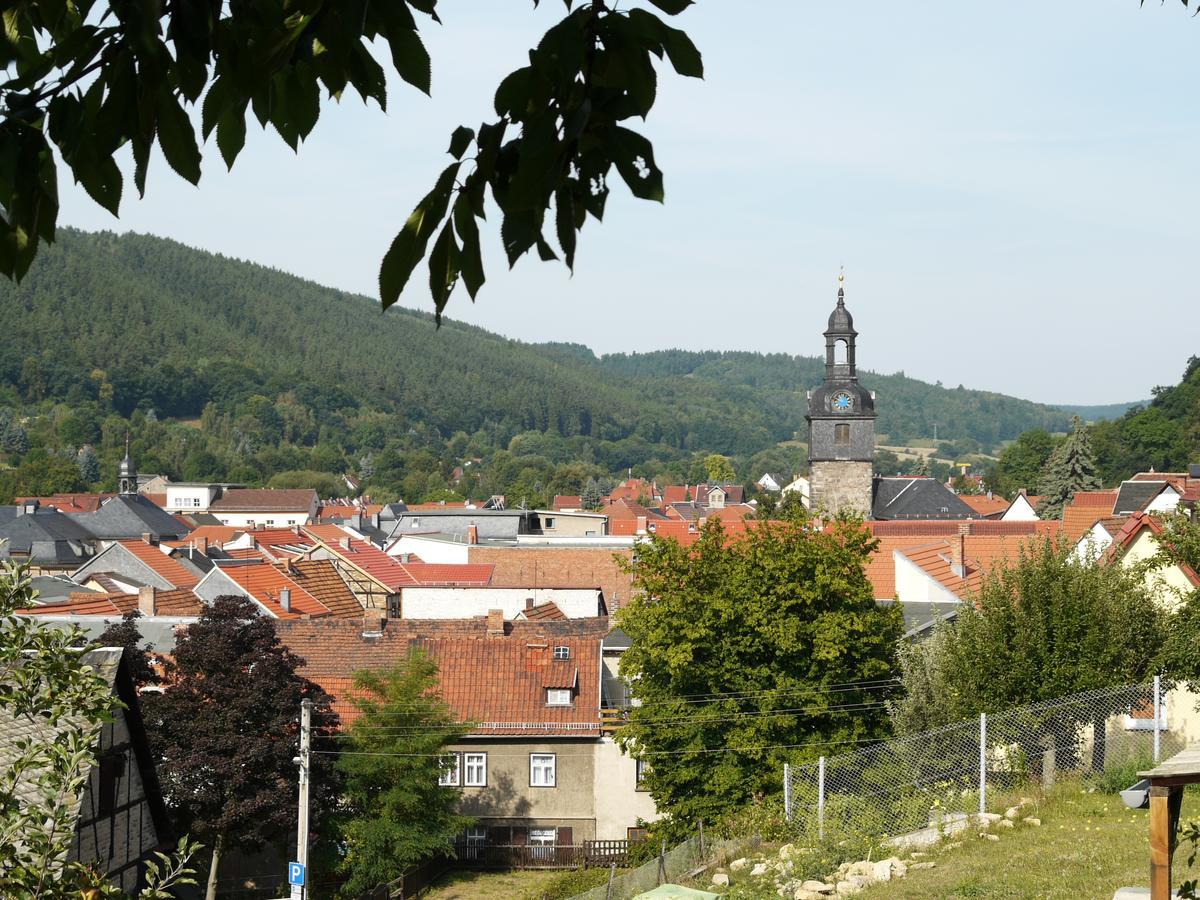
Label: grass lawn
xmin=422 ymin=869 xmax=566 ymax=900
xmin=860 ymin=786 xmax=1200 ymax=900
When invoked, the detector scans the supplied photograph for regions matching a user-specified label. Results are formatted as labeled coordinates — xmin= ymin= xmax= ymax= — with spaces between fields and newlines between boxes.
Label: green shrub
xmin=1091 ymin=752 xmax=1156 ymax=795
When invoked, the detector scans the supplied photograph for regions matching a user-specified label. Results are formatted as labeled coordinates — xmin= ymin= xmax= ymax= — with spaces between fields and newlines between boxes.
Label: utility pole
xmin=293 ymin=698 xmax=312 ymax=900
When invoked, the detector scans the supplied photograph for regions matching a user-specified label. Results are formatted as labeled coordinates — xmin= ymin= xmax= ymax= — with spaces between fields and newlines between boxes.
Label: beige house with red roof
xmin=208 ymin=489 xmax=318 ymax=527
xmin=275 ymin=615 xmax=657 ymax=843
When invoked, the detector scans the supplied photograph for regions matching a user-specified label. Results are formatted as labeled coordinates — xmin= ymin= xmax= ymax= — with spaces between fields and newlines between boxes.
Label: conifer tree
xmin=581 ymin=477 xmax=605 ymax=511
xmin=1036 ymin=416 xmax=1102 ymax=519
xmin=76 ymin=445 xmax=101 ymax=484
xmin=912 ymin=454 xmax=930 ymax=477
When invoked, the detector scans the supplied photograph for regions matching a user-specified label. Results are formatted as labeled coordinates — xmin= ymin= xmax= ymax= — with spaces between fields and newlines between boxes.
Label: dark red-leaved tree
xmin=96 ymin=610 xmax=158 ymax=689
xmin=143 ymin=596 xmax=339 ymax=900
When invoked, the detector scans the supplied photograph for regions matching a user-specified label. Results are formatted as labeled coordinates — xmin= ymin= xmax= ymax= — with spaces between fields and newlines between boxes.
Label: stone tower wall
xmin=809 ymin=460 xmax=873 ymax=518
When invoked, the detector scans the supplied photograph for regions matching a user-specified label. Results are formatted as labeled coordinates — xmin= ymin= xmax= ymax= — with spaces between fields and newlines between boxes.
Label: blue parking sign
xmin=288 ymin=862 xmax=305 ymax=886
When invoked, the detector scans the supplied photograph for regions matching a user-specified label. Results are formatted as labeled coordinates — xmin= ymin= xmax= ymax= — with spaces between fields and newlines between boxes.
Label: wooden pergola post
xmin=1149 ymin=784 xmax=1184 ymax=900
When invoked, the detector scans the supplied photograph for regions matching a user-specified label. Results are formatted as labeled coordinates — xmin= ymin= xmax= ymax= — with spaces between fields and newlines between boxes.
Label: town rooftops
xmin=871 ymin=477 xmax=977 ymax=520
xmin=274 ymin=617 xmax=607 ymax=734
xmin=1113 ymin=480 xmax=1174 ymax=515
xmin=73 ymin=494 xmax=190 ymax=540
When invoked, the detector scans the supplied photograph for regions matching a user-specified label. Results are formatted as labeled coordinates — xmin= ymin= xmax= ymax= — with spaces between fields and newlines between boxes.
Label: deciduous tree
xmin=615 ymin=517 xmax=902 ymax=832
xmin=333 ymin=650 xmax=472 ymax=897
xmin=0 ymin=0 xmax=702 ymax=319
xmin=143 ymin=596 xmax=339 ymax=900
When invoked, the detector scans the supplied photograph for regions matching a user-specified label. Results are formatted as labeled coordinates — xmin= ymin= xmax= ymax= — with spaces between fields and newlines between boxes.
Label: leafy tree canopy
xmin=615 ymin=517 xmax=902 ymax=833
xmin=143 ymin=596 xmax=339 ymax=898
xmin=891 ymin=537 xmax=1164 ymax=735
xmin=333 ymin=650 xmax=472 ymax=897
xmin=0 ymin=0 xmax=701 ymax=320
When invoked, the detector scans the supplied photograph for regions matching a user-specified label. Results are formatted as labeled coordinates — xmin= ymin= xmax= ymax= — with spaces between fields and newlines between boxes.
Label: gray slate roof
xmin=29 ymin=575 xmax=102 ymax=604
xmin=0 ymin=508 xmax=96 ymax=565
xmin=872 ymin=477 xmax=976 ymax=521
xmin=876 ymin=598 xmax=960 ymax=639
xmin=1113 ymin=480 xmax=1168 ymax=515
xmin=73 ymin=495 xmax=189 ymax=540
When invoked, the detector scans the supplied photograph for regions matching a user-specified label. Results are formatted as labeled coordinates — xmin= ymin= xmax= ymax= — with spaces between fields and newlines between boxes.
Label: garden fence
xmin=783 ymin=678 xmax=1188 ymax=844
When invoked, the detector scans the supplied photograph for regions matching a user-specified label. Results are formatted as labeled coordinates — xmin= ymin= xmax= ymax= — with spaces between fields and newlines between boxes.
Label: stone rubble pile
xmin=710 ymin=800 xmax=1040 ymax=897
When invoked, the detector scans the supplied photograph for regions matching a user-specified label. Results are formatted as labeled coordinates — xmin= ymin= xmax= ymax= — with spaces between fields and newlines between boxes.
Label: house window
xmin=544 ymin=517 xmax=556 ymax=529
xmin=553 ymin=646 xmax=570 ymax=661
xmin=191 ymin=497 xmax=201 ymax=508
xmin=546 ymin=689 xmax=572 ymax=707
xmin=266 ymin=519 xmax=275 ymax=526
xmin=529 ymin=827 xmax=558 ymax=861
xmin=628 ymin=826 xmax=649 ymax=843
xmin=636 ymin=759 xmax=650 ymax=790
xmin=464 ymin=752 xmax=487 ymax=787
xmin=97 ymin=754 xmax=123 ymax=818
xmin=438 ymin=753 xmax=460 ymax=787
xmin=834 ymin=423 xmax=850 ymax=446
xmin=466 ymin=826 xmax=488 ymax=844
xmin=530 ymin=753 xmax=557 ymax=787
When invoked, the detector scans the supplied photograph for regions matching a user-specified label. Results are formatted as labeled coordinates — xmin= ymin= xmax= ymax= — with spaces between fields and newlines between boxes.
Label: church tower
xmin=806 ymin=272 xmax=876 ymax=517
xmin=118 ymin=434 xmax=137 ymax=495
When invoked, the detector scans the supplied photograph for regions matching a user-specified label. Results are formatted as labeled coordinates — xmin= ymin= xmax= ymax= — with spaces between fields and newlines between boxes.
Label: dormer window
xmin=546 ymin=688 xmax=572 ymax=707
xmin=553 ymin=646 xmax=570 ymax=661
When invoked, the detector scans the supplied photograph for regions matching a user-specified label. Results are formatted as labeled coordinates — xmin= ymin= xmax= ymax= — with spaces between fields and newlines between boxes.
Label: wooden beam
xmin=1150 ymin=784 xmax=1183 ymax=900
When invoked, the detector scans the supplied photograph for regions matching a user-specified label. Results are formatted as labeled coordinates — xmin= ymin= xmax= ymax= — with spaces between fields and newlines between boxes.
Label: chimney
xmin=279 ymin=588 xmax=291 ymax=613
xmin=400 ymin=552 xmax=411 ymax=563
xmin=20 ymin=498 xmax=38 ymax=516
xmin=197 ymin=536 xmax=208 ymax=555
xmin=340 ymin=536 xmax=353 ymax=551
xmin=138 ymin=585 xmax=156 ymax=617
xmin=467 ymin=524 xmax=479 ymax=545
xmin=636 ymin=516 xmax=647 ymax=534
xmin=950 ymin=521 xmax=970 ymax=578
xmin=487 ymin=608 xmax=505 ymax=636
xmin=142 ymin=532 xmax=157 ymax=546
xmin=362 ymin=609 xmax=385 ymax=638
xmin=291 ymin=524 xmax=300 ymax=535
xmin=1017 ymin=488 xmax=1028 ymax=497
xmin=525 ymin=597 xmax=534 ymax=610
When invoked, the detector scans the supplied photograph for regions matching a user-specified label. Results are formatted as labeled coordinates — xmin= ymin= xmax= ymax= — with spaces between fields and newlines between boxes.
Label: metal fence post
xmin=818 ymin=755 xmax=826 ymax=840
xmin=783 ymin=763 xmax=792 ymax=821
xmin=979 ymin=713 xmax=987 ymax=815
xmin=1154 ymin=675 xmax=1162 ymax=763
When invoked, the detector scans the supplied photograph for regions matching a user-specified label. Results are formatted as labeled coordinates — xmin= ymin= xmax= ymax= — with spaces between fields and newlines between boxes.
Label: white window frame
xmin=636 ymin=758 xmax=650 ymax=790
xmin=553 ymin=645 xmax=570 ymax=660
xmin=544 ymin=517 xmax=556 ymax=529
xmin=438 ymin=753 xmax=460 ymax=787
xmin=530 ymin=753 xmax=556 ymax=787
xmin=546 ymin=688 xmax=572 ymax=707
xmin=465 ymin=826 xmax=488 ymax=844
xmin=464 ymin=752 xmax=487 ymax=787
xmin=529 ymin=827 xmax=557 ymax=845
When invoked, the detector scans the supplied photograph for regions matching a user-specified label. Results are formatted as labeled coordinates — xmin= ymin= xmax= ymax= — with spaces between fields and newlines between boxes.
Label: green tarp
xmin=632 ymin=886 xmax=720 ymax=899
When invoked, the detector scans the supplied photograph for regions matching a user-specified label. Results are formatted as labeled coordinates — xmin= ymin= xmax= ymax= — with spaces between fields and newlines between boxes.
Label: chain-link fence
xmin=783 ymin=679 xmax=1188 ymax=845
xmin=569 ymin=833 xmax=759 ymax=900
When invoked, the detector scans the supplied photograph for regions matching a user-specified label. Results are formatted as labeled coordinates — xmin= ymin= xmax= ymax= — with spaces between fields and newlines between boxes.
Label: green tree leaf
xmin=155 ymin=93 xmax=202 ymax=184
xmin=379 ymin=161 xmax=461 ymax=309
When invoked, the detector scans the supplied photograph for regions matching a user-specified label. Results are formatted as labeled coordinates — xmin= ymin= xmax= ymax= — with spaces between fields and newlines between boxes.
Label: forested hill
xmin=0 ymin=229 xmax=1077 ymax=499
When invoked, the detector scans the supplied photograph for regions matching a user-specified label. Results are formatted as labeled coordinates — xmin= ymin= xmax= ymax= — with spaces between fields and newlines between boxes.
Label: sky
xmin=56 ymin=1 xmax=1200 ymax=406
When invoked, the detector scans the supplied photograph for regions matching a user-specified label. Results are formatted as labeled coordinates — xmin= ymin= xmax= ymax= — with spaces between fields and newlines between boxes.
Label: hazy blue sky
xmin=57 ymin=1 xmax=1199 ymax=406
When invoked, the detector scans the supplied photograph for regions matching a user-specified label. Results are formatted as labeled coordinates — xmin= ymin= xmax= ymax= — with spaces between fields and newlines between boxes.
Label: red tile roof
xmin=304 ymin=525 xmax=494 ymax=589
xmin=401 ymin=562 xmax=495 ymax=587
xmin=163 ymin=525 xmax=246 ymax=549
xmin=16 ymin=493 xmax=112 ymax=513
xmin=18 ymin=588 xmax=204 ymax=617
xmin=957 ymin=495 xmax=1010 ymax=517
xmin=111 ymin=539 xmax=201 ymax=589
xmin=274 ymin=618 xmax=607 ymax=733
xmin=288 ymin=560 xmax=365 ymax=619
xmin=520 ymin=600 xmax=567 ymax=621
xmin=218 ymin=562 xmax=333 ymax=619
xmin=552 ymin=495 xmax=583 ymax=510
xmin=210 ymin=489 xmax=316 ymax=512
xmin=1071 ymin=490 xmax=1118 ymax=508
xmin=896 ymin=540 xmax=983 ymax=599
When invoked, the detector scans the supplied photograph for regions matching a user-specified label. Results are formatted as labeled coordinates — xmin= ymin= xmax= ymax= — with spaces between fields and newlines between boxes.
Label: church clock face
xmin=832 ymin=391 xmax=853 ymax=412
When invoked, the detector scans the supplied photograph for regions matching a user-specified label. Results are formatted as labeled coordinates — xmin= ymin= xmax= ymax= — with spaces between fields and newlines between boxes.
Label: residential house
xmin=530 ymin=509 xmax=608 ymax=537
xmin=193 ymin=559 xmax=361 ymax=619
xmin=72 ymin=537 xmax=206 ymax=593
xmin=275 ymin=614 xmax=656 ymax=843
xmin=0 ymin=648 xmax=173 ymax=893
xmin=0 ymin=502 xmax=98 ymax=574
xmin=377 ymin=506 xmax=536 ymax=543
xmin=552 ymin=495 xmax=583 ymax=512
xmin=870 ymin=477 xmax=977 ymax=521
xmin=1104 ymin=512 xmax=1200 ymax=611
xmin=755 ymin=473 xmax=787 ymax=493
xmin=72 ymin=494 xmax=191 ymax=543
xmin=957 ymin=494 xmax=1011 ymax=519
xmin=999 ymin=491 xmax=1040 ymax=521
xmin=209 ymin=488 xmax=319 ymax=528
xmin=1113 ymin=480 xmax=1182 ymax=516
